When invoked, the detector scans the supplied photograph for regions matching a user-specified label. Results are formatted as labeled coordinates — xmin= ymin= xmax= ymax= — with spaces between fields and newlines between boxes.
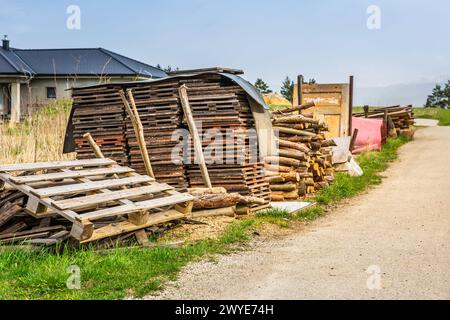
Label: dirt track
xmin=148 ymin=126 xmax=450 ymax=300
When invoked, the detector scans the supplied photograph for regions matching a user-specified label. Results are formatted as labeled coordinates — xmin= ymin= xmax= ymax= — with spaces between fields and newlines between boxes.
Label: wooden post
xmin=119 ymin=89 xmax=155 ymax=178
xmin=83 ymin=133 xmax=104 ymax=159
xmin=364 ymin=105 xmax=369 ymax=118
xmin=178 ymin=85 xmax=213 ymax=189
xmin=348 ymin=75 xmax=354 ymax=136
xmin=297 ymin=75 xmax=303 ymax=107
xmin=349 ymin=128 xmax=359 ymax=152
xmin=384 ymin=109 xmax=389 ymax=138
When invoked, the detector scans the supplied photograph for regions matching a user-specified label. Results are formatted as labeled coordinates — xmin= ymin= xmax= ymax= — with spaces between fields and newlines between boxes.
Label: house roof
xmin=0 ymin=47 xmax=167 ymax=78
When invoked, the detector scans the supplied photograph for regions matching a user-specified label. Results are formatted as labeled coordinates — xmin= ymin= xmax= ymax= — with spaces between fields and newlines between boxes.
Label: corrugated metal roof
xmin=0 ymin=47 xmax=166 ymax=78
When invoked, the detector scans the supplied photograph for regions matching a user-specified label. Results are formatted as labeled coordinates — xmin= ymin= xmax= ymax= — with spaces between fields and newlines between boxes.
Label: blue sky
xmin=1 ymin=0 xmax=449 ymax=105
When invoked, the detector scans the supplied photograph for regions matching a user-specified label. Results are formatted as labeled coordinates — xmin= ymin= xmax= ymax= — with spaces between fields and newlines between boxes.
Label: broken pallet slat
xmin=53 ymin=184 xmax=174 ymax=210
xmin=30 ymin=176 xmax=153 ymax=198
xmin=0 ymin=203 xmax=22 ymax=228
xmin=0 ymin=232 xmax=51 ymax=244
xmin=0 ymin=225 xmax=65 ymax=240
xmin=0 ymin=158 xmax=116 ymax=173
xmin=10 ymin=167 xmax=135 ymax=184
xmin=0 ymin=222 xmax=28 ymax=235
xmin=80 ymin=193 xmax=194 ymax=220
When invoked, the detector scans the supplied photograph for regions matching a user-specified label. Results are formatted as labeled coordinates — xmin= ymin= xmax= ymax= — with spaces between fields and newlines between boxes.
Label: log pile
xmin=266 ymin=108 xmax=335 ymax=201
xmin=353 ymin=105 xmax=415 ymax=137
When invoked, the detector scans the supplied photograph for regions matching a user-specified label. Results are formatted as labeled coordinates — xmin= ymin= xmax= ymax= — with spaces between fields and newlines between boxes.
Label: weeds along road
xmin=149 ymin=126 xmax=450 ymax=300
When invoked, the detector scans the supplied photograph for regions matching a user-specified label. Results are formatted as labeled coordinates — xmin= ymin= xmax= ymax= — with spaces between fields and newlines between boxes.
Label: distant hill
xmin=354 ymin=82 xmax=439 ymax=107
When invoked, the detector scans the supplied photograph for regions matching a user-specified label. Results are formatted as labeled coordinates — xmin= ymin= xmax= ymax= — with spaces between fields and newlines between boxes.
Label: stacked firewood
xmin=353 ymin=105 xmax=415 ymax=137
xmin=265 ymin=107 xmax=335 ymax=201
xmin=189 ymin=188 xmax=267 ymax=218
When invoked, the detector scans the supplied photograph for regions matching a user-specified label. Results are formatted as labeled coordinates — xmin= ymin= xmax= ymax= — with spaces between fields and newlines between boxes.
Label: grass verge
xmin=353 ymin=106 xmax=450 ymax=126
xmin=0 ymin=136 xmax=409 ymax=300
xmin=413 ymin=108 xmax=450 ymax=126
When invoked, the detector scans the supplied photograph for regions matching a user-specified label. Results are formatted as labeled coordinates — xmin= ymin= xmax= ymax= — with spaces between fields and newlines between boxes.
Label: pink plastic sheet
xmin=352 ymin=117 xmax=383 ymax=153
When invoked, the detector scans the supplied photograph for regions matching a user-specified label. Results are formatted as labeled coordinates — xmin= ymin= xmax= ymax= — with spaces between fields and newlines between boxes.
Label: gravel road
xmin=148 ymin=126 xmax=450 ymax=300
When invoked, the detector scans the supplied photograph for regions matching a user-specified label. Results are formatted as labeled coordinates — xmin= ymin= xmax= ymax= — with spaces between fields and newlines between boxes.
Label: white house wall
xmin=19 ymin=77 xmax=137 ymax=115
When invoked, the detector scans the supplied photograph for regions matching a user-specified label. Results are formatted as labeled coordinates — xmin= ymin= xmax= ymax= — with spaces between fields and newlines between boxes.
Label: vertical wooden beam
xmin=364 ymin=105 xmax=369 ymax=118
xmin=119 ymin=89 xmax=155 ymax=178
xmin=297 ymin=75 xmax=303 ymax=107
xmin=178 ymin=85 xmax=212 ymax=189
xmin=384 ymin=109 xmax=389 ymax=138
xmin=10 ymin=82 xmax=21 ymax=123
xmin=348 ymin=75 xmax=354 ymax=136
xmin=349 ymin=128 xmax=359 ymax=152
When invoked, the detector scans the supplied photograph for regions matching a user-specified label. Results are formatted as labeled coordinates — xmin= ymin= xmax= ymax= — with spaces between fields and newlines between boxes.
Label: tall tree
xmin=425 ymin=82 xmax=449 ymax=108
xmin=280 ymin=76 xmax=294 ymax=102
xmin=254 ymin=78 xmax=273 ymax=94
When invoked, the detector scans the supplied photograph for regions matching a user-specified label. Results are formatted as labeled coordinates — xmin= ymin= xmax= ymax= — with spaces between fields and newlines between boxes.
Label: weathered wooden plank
xmin=53 ymin=184 xmax=174 ymax=210
xmin=0 ymin=226 xmax=65 ymax=240
xmin=31 ymin=176 xmax=153 ymax=198
xmin=80 ymin=210 xmax=185 ymax=243
xmin=80 ymin=193 xmax=194 ymax=220
xmin=10 ymin=167 xmax=135 ymax=184
xmin=0 ymin=203 xmax=22 ymax=228
xmin=0 ymin=159 xmax=116 ymax=172
xmin=0 ymin=222 xmax=27 ymax=235
xmin=0 ymin=232 xmax=51 ymax=244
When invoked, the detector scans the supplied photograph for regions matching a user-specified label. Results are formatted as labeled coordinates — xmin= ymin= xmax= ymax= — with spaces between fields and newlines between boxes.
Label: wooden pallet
xmin=0 ymin=159 xmax=193 ymax=243
xmin=68 ymin=74 xmax=270 ymax=212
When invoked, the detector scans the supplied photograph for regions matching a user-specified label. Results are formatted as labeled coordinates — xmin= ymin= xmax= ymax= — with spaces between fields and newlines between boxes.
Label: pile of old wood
xmin=265 ymin=104 xmax=335 ymax=201
xmin=0 ymin=159 xmax=194 ymax=247
xmin=68 ymin=73 xmax=271 ymax=213
xmin=190 ymin=188 xmax=267 ymax=218
xmin=353 ymin=105 xmax=415 ymax=138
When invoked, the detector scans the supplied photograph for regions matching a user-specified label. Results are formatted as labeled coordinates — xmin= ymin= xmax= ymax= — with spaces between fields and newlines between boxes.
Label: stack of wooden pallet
xmin=71 ymin=85 xmax=128 ymax=166
xmin=124 ymin=81 xmax=188 ymax=190
xmin=69 ymin=73 xmax=271 ymax=212
xmin=266 ymin=110 xmax=335 ymax=201
xmin=182 ymin=76 xmax=270 ymax=212
xmin=0 ymin=159 xmax=194 ymax=246
xmin=353 ymin=105 xmax=415 ymax=137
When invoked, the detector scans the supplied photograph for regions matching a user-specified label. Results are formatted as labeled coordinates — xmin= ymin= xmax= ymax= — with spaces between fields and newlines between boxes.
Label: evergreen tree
xmin=254 ymin=78 xmax=273 ymax=94
xmin=425 ymin=83 xmax=449 ymax=108
xmin=156 ymin=64 xmax=179 ymax=73
xmin=280 ymin=76 xmax=294 ymax=102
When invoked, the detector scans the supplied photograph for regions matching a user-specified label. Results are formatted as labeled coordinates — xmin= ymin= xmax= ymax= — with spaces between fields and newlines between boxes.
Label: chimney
xmin=2 ymin=35 xmax=10 ymax=50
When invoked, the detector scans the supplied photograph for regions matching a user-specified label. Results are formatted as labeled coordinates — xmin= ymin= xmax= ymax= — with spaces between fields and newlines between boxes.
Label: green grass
xmin=268 ymin=104 xmax=291 ymax=111
xmin=413 ymin=108 xmax=450 ymax=126
xmin=0 ymin=220 xmax=258 ymax=300
xmin=0 ymin=136 xmax=410 ymax=300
